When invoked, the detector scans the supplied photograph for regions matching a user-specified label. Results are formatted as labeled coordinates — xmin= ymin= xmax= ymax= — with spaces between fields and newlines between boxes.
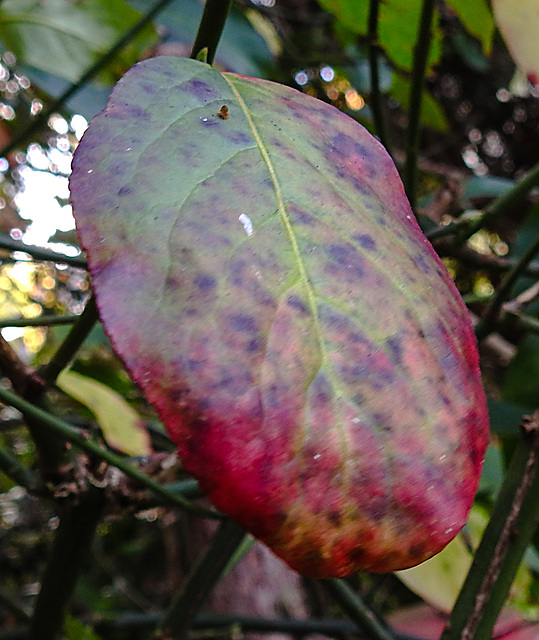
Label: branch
xmin=441 ymin=412 xmax=539 ymax=640
xmin=0 ymin=314 xmax=80 ymax=328
xmin=426 ymin=161 xmax=539 ymax=243
xmin=0 ymin=445 xmax=47 ymax=494
xmin=190 ymin=0 xmax=233 ymax=65
xmin=157 ymin=519 xmax=246 ymax=638
xmin=0 ymin=234 xmax=87 ymax=268
xmin=28 ymin=487 xmax=105 ymax=640
xmin=39 ymin=295 xmax=98 ymax=386
xmin=475 ymin=234 xmax=539 ymax=341
xmin=368 ymin=0 xmax=390 ymax=152
xmin=0 ymin=385 xmax=221 ymax=519
xmin=403 ymin=0 xmax=436 ymax=210
xmin=321 ymin=579 xmax=395 ymax=640
xmin=0 ymin=334 xmax=45 ymax=396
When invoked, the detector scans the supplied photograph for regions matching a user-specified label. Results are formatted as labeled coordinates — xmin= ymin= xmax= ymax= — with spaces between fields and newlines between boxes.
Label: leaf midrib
xmin=224 ymin=74 xmax=351 ymax=456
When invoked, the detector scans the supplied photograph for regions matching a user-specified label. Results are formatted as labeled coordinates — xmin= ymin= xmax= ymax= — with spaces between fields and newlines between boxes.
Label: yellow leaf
xmin=57 ymin=369 xmax=152 ymax=457
xmin=396 ymin=534 xmax=472 ymax=613
xmin=493 ymin=0 xmax=539 ymax=86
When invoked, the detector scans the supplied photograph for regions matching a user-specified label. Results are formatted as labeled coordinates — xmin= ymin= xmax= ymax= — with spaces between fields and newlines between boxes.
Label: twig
xmin=503 ymin=280 xmax=539 ymax=315
xmin=157 ymin=519 xmax=246 ymax=638
xmin=190 ymin=0 xmax=233 ymax=65
xmin=28 ymin=487 xmax=105 ymax=640
xmin=39 ymin=295 xmax=98 ymax=386
xmin=475 ymin=235 xmax=539 ymax=341
xmin=0 ymin=334 xmax=45 ymax=396
xmin=0 ymin=0 xmax=177 ymax=158
xmin=427 ymin=161 xmax=539 ymax=243
xmin=321 ymin=579 xmax=394 ymax=640
xmin=0 ymin=234 xmax=87 ymax=268
xmin=441 ymin=411 xmax=539 ymax=640
xmin=403 ymin=0 xmax=436 ymax=210
xmin=368 ymin=0 xmax=390 ymax=152
xmin=0 ymin=385 xmax=221 ymax=519
xmin=0 ymin=314 xmax=81 ymax=328
xmin=0 ymin=445 xmax=47 ymax=494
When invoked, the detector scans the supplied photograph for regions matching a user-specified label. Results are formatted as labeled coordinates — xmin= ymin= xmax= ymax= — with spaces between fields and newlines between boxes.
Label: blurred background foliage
xmin=0 ymin=0 xmax=539 ymax=639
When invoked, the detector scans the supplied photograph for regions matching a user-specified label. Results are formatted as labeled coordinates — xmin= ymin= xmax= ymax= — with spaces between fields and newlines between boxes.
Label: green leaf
xmin=57 ymin=369 xmax=152 ymax=457
xmin=0 ymin=0 xmax=157 ymax=84
xmin=70 ymin=57 xmax=488 ymax=578
xmin=390 ymin=74 xmax=449 ymax=132
xmin=317 ymin=0 xmax=442 ymax=71
xmin=445 ymin=0 xmax=495 ymax=55
xmin=64 ymin=616 xmax=102 ymax=640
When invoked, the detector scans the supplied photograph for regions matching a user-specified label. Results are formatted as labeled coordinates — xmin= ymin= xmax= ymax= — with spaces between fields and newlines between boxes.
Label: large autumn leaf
xmin=69 ymin=57 xmax=489 ymax=578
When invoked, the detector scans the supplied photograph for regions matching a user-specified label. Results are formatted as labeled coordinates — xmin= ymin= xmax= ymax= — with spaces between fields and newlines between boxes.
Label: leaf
xmin=0 ymin=0 xmax=157 ymax=84
xmin=317 ymin=0 xmax=443 ymax=71
xmin=70 ymin=57 xmax=489 ymax=578
xmin=445 ymin=0 xmax=495 ymax=55
xmin=492 ymin=0 xmax=539 ymax=87
xmin=390 ymin=74 xmax=449 ymax=133
xmin=57 ymin=369 xmax=152 ymax=457
xmin=396 ymin=534 xmax=472 ymax=613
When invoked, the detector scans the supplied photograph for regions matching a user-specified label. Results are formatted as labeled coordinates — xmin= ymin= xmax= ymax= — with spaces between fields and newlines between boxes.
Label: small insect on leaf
xmin=218 ymin=105 xmax=229 ymax=119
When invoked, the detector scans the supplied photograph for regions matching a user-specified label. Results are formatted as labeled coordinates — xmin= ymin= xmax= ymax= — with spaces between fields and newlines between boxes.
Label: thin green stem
xmin=321 ymin=579 xmax=394 ymax=640
xmin=403 ymin=0 xmax=436 ymax=210
xmin=157 ymin=519 xmax=246 ymax=639
xmin=427 ymin=161 xmax=539 ymax=243
xmin=368 ymin=0 xmax=390 ymax=152
xmin=39 ymin=295 xmax=98 ymax=386
xmin=441 ymin=414 xmax=539 ymax=640
xmin=0 ymin=234 xmax=87 ymax=268
xmin=0 ymin=314 xmax=80 ymax=328
xmin=28 ymin=487 xmax=105 ymax=640
xmin=0 ymin=445 xmax=47 ymax=493
xmin=190 ymin=0 xmax=233 ymax=65
xmin=0 ymin=0 xmax=176 ymax=158
xmin=0 ymin=386 xmax=221 ymax=519
xmin=475 ymin=234 xmax=539 ymax=341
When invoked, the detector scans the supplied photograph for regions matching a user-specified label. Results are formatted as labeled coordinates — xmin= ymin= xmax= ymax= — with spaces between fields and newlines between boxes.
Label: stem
xmin=0 ymin=0 xmax=176 ymax=158
xmin=0 ymin=234 xmax=87 ymax=268
xmin=0 ymin=315 xmax=80 ymax=328
xmin=157 ymin=519 xmax=246 ymax=639
xmin=403 ymin=0 xmax=436 ymax=210
xmin=427 ymin=161 xmax=539 ymax=243
xmin=441 ymin=413 xmax=539 ymax=640
xmin=475 ymin=234 xmax=539 ymax=341
xmin=320 ymin=579 xmax=394 ymax=640
xmin=28 ymin=487 xmax=105 ymax=640
xmin=190 ymin=0 xmax=233 ymax=65
xmin=39 ymin=296 xmax=98 ymax=386
xmin=368 ymin=0 xmax=390 ymax=152
xmin=0 ymin=445 xmax=47 ymax=493
xmin=0 ymin=386 xmax=221 ymax=519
